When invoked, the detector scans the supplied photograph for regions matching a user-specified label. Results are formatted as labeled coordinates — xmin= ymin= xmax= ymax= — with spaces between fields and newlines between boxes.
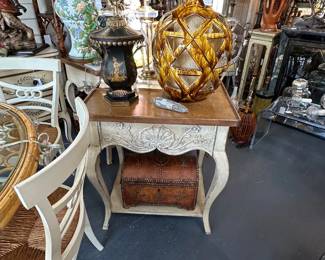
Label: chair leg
xmin=84 ymin=210 xmax=104 ymax=251
xmin=61 ymin=113 xmax=73 ymax=142
xmin=58 ymin=136 xmax=65 ymax=154
xmin=65 ymin=80 xmax=77 ymax=113
xmin=106 ymin=147 xmax=112 ymax=165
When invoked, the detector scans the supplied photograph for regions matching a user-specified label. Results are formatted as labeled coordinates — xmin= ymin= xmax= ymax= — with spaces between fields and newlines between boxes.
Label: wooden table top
xmin=85 ymin=86 xmax=240 ymax=127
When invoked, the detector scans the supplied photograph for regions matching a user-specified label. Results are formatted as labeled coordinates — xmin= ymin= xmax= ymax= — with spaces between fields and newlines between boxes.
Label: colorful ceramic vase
xmin=54 ymin=0 xmax=98 ymax=60
xmin=152 ymin=0 xmax=232 ymax=102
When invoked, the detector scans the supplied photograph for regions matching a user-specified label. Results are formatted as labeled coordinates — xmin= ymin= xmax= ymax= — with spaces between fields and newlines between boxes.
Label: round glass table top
xmin=0 ymin=103 xmax=39 ymax=229
xmin=0 ymin=107 xmax=27 ymax=191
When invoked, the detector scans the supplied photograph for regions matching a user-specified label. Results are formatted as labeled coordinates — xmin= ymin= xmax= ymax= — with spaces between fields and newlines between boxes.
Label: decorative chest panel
xmin=121 ymin=151 xmax=199 ymax=210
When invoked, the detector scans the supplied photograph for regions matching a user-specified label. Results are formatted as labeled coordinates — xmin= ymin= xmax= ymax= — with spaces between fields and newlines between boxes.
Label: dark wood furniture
xmin=268 ymin=27 xmax=325 ymax=99
xmin=32 ymin=0 xmax=66 ymax=57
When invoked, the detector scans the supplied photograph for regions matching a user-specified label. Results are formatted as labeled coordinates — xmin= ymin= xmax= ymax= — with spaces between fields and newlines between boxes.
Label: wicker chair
xmin=0 ymin=98 xmax=103 ymax=259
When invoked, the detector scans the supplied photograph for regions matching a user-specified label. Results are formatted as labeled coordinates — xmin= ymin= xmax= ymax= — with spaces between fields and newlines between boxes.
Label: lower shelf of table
xmin=110 ymin=167 xmax=206 ymax=218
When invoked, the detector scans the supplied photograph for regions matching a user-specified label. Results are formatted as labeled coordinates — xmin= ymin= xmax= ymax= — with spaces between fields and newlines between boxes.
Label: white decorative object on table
xmin=153 ymin=97 xmax=189 ymax=113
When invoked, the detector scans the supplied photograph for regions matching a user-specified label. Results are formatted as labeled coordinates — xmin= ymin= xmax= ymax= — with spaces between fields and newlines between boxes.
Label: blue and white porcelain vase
xmin=54 ymin=0 xmax=98 ymax=60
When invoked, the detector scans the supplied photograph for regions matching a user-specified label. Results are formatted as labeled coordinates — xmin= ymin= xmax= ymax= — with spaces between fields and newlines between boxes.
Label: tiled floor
xmin=79 ymin=123 xmax=325 ymax=260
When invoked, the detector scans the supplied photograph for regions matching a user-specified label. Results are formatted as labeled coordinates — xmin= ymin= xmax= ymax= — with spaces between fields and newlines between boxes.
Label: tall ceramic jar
xmin=54 ymin=0 xmax=98 ymax=60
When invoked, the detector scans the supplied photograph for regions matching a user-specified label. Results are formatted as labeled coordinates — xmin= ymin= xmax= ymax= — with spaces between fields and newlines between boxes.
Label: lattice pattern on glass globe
xmin=153 ymin=0 xmax=232 ymax=102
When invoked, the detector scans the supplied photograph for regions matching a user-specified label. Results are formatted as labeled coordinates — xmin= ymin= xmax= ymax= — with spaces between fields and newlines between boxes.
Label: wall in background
xmin=232 ymin=0 xmax=259 ymax=27
xmin=212 ymin=0 xmax=225 ymax=13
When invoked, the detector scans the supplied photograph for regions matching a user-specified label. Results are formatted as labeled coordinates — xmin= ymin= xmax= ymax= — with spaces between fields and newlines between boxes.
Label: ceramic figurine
xmin=54 ymin=0 xmax=98 ymax=60
xmin=0 ymin=0 xmax=36 ymax=52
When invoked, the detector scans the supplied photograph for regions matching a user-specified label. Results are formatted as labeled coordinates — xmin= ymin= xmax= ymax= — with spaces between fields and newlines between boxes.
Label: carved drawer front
xmin=99 ymin=122 xmax=217 ymax=155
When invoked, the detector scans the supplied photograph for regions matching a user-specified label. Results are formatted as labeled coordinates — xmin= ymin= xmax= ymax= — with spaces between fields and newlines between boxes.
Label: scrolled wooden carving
xmin=100 ymin=122 xmax=217 ymax=155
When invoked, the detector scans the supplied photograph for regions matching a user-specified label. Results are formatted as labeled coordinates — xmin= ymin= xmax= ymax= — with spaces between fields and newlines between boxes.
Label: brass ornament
xmin=153 ymin=0 xmax=232 ymax=102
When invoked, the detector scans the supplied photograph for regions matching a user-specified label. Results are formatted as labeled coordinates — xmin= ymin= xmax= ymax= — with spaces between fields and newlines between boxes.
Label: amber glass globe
xmin=153 ymin=0 xmax=232 ymax=102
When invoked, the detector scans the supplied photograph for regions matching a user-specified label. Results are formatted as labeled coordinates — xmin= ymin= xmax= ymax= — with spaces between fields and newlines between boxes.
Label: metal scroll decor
xmin=153 ymin=0 xmax=232 ymax=102
xmin=0 ymin=119 xmax=20 ymax=189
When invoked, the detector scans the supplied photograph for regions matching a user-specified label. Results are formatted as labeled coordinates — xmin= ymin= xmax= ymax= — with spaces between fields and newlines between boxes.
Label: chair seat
xmin=0 ymin=188 xmax=79 ymax=260
xmin=37 ymin=124 xmax=59 ymax=144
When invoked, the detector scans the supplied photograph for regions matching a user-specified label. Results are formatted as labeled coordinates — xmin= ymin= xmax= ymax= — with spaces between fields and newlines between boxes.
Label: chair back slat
xmin=35 ymin=198 xmax=62 ymax=260
xmin=0 ymin=58 xmax=61 ymax=128
xmin=56 ymin=168 xmax=85 ymax=236
xmin=54 ymin=181 xmax=83 ymax=214
xmin=59 ymin=194 xmax=82 ymax=238
xmin=62 ymin=199 xmax=86 ymax=260
xmin=0 ymin=80 xmax=54 ymax=91
xmin=0 ymin=58 xmax=61 ymax=72
xmin=7 ymin=99 xmax=53 ymax=108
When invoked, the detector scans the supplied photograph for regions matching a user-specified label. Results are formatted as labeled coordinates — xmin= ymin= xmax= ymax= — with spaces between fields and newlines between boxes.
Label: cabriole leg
xmin=202 ymin=151 xmax=229 ymax=235
xmin=86 ymin=145 xmax=111 ymax=230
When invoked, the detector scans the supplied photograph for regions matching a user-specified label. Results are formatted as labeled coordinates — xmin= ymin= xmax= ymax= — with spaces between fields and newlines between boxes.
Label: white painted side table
xmin=84 ymin=87 xmax=240 ymax=235
xmin=238 ymin=29 xmax=280 ymax=101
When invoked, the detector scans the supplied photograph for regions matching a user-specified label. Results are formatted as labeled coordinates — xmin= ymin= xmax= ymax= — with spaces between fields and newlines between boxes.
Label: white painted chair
xmin=0 ymin=57 xmax=69 ymax=164
xmin=13 ymin=98 xmax=103 ymax=260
